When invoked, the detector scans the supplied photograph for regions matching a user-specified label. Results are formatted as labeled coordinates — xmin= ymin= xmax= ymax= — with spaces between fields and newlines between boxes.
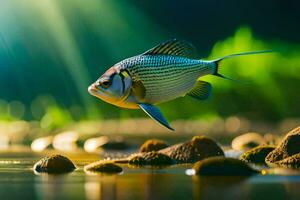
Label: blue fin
xmin=187 ymin=80 xmax=212 ymax=100
xmin=138 ymin=103 xmax=174 ymax=131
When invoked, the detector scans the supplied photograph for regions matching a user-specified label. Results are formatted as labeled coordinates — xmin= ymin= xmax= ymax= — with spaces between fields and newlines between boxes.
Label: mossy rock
xmin=139 ymin=139 xmax=168 ymax=153
xmin=101 ymin=137 xmax=129 ymax=150
xmin=231 ymin=132 xmax=265 ymax=151
xmin=159 ymin=136 xmax=224 ymax=163
xmin=276 ymin=153 xmax=300 ymax=169
xmin=129 ymin=152 xmax=174 ymax=166
xmin=265 ymin=126 xmax=300 ymax=165
xmin=193 ymin=157 xmax=258 ymax=176
xmin=240 ymin=145 xmax=276 ymax=165
xmin=84 ymin=161 xmax=123 ymax=173
xmin=34 ymin=155 xmax=76 ymax=174
xmin=84 ymin=136 xmax=129 ymax=152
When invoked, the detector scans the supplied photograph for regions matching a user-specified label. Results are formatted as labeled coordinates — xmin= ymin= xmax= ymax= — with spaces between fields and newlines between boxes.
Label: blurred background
xmin=0 ymin=0 xmax=300 ymax=144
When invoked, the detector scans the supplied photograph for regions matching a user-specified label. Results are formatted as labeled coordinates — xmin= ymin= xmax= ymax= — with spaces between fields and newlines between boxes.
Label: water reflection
xmin=85 ymin=182 xmax=101 ymax=200
xmin=192 ymin=176 xmax=249 ymax=200
xmin=2 ymin=155 xmax=300 ymax=200
xmin=85 ymin=176 xmax=117 ymax=200
xmin=33 ymin=171 xmax=295 ymax=200
xmin=247 ymin=181 xmax=288 ymax=200
xmin=192 ymin=175 xmax=295 ymax=200
xmin=34 ymin=174 xmax=85 ymax=200
xmin=83 ymin=173 xmax=193 ymax=200
xmin=283 ymin=181 xmax=300 ymax=199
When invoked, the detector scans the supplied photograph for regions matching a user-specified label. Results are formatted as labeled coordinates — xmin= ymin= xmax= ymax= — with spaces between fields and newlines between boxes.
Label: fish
xmin=88 ymin=39 xmax=272 ymax=131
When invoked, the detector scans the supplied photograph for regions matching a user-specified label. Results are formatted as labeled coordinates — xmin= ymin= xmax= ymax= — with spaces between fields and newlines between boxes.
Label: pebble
xmin=34 ymin=154 xmax=76 ymax=174
xmin=193 ymin=157 xmax=258 ymax=176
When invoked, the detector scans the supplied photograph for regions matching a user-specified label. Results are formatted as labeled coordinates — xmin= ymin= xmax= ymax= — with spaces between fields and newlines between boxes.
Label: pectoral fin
xmin=132 ymin=80 xmax=146 ymax=100
xmin=138 ymin=103 xmax=174 ymax=131
xmin=187 ymin=80 xmax=212 ymax=100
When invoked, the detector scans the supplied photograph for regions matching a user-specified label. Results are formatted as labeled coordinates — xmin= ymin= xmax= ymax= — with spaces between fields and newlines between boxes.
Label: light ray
xmin=32 ymin=0 xmax=99 ymax=118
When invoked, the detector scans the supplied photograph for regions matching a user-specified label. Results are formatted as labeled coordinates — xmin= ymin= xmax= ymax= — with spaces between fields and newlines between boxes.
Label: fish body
xmin=88 ymin=39 xmax=272 ymax=130
xmin=116 ymin=55 xmax=214 ymax=105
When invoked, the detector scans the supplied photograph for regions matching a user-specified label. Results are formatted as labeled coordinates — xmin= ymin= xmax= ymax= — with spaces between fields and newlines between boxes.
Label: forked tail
xmin=212 ymin=50 xmax=273 ymax=81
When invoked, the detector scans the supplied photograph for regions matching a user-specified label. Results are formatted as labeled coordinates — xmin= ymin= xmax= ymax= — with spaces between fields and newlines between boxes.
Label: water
xmin=0 ymin=150 xmax=300 ymax=200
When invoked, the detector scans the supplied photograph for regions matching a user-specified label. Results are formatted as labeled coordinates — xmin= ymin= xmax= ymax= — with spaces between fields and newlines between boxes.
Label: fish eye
xmin=100 ymin=80 xmax=111 ymax=88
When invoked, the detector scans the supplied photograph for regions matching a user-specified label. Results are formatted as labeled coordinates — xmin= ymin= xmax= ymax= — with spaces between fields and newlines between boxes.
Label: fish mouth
xmin=88 ymin=84 xmax=99 ymax=96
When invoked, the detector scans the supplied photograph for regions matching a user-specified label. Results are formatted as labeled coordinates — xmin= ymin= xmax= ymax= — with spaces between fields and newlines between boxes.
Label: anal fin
xmin=187 ymin=80 xmax=212 ymax=100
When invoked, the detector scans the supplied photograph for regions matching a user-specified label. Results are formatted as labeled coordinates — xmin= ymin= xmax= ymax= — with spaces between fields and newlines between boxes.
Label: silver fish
xmin=88 ymin=39 xmax=271 ymax=130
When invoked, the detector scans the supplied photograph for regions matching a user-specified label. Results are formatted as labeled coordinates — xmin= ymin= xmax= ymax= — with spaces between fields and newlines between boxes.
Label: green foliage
xmin=164 ymin=27 xmax=300 ymax=121
xmin=34 ymin=96 xmax=74 ymax=130
xmin=206 ymin=27 xmax=300 ymax=120
xmin=40 ymin=105 xmax=73 ymax=130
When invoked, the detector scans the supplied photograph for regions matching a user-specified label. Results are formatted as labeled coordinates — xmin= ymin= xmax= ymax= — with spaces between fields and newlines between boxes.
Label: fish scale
xmin=118 ymin=55 xmax=214 ymax=103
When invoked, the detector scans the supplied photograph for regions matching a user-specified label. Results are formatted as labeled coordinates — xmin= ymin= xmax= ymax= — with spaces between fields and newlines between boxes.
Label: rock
xmin=84 ymin=136 xmax=128 ymax=152
xmin=276 ymin=153 xmax=300 ymax=169
xmin=263 ymin=133 xmax=282 ymax=146
xmin=231 ymin=132 xmax=266 ymax=151
xmin=265 ymin=126 xmax=300 ymax=165
xmin=31 ymin=136 xmax=53 ymax=152
xmin=159 ymin=136 xmax=224 ymax=163
xmin=129 ymin=152 xmax=174 ymax=166
xmin=34 ymin=155 xmax=76 ymax=173
xmin=84 ymin=161 xmax=123 ymax=173
xmin=101 ymin=136 xmax=128 ymax=150
xmin=240 ymin=145 xmax=276 ymax=164
xmin=53 ymin=131 xmax=79 ymax=152
xmin=139 ymin=139 xmax=168 ymax=153
xmin=193 ymin=157 xmax=258 ymax=176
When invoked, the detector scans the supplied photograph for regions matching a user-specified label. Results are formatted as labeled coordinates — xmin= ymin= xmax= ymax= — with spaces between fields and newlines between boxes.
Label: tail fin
xmin=212 ymin=50 xmax=273 ymax=81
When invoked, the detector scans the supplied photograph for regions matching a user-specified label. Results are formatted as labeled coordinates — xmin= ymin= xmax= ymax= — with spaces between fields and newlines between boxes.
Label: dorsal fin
xmin=142 ymin=39 xmax=198 ymax=58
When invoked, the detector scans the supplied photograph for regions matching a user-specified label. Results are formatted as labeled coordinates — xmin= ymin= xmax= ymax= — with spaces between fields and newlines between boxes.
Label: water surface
xmin=0 ymin=150 xmax=300 ymax=200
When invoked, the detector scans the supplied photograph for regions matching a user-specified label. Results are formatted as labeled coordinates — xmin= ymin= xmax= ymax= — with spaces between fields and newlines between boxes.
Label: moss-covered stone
xmin=129 ymin=152 xmax=174 ymax=166
xmin=159 ymin=136 xmax=224 ymax=163
xmin=34 ymin=155 xmax=76 ymax=174
xmin=139 ymin=139 xmax=168 ymax=153
xmin=84 ymin=161 xmax=123 ymax=173
xmin=276 ymin=153 xmax=300 ymax=169
xmin=193 ymin=157 xmax=258 ymax=176
xmin=101 ymin=137 xmax=129 ymax=150
xmin=231 ymin=132 xmax=265 ymax=151
xmin=84 ymin=136 xmax=129 ymax=152
xmin=240 ymin=145 xmax=276 ymax=164
xmin=265 ymin=126 xmax=300 ymax=165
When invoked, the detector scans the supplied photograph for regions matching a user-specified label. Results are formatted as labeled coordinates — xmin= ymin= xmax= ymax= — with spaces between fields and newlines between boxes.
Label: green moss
xmin=139 ymin=139 xmax=168 ymax=153
xmin=34 ymin=154 xmax=76 ymax=174
xmin=129 ymin=152 xmax=174 ymax=166
xmin=193 ymin=157 xmax=258 ymax=176
xmin=84 ymin=161 xmax=123 ymax=173
xmin=240 ymin=145 xmax=276 ymax=164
